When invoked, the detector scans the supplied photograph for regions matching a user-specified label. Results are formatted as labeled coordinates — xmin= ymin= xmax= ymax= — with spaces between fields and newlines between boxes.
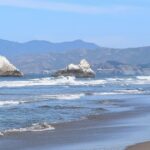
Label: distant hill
xmin=0 ymin=39 xmax=99 ymax=56
xmin=0 ymin=39 xmax=150 ymax=75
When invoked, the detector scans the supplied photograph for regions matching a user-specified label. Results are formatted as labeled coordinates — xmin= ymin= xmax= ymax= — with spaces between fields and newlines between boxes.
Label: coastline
xmin=126 ymin=141 xmax=150 ymax=150
xmin=1 ymin=106 xmax=150 ymax=150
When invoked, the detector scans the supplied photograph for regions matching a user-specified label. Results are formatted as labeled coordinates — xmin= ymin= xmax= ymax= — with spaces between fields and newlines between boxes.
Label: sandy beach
xmin=126 ymin=141 xmax=150 ymax=150
xmin=1 ymin=105 xmax=150 ymax=150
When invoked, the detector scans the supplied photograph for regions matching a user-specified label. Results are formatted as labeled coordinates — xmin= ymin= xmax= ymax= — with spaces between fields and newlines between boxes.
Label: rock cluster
xmin=53 ymin=59 xmax=95 ymax=78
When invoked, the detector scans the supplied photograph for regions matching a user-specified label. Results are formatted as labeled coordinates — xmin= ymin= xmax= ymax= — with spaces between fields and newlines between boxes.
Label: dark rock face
xmin=53 ymin=68 xmax=95 ymax=78
xmin=52 ymin=59 xmax=95 ymax=78
xmin=0 ymin=70 xmax=23 ymax=77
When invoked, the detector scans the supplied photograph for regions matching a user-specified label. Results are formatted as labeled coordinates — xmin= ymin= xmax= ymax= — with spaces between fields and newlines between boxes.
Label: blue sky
xmin=0 ymin=0 xmax=150 ymax=48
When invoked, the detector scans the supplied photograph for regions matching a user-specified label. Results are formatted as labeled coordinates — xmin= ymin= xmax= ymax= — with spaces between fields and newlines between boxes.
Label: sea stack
xmin=53 ymin=59 xmax=95 ymax=78
xmin=0 ymin=55 xmax=23 ymax=77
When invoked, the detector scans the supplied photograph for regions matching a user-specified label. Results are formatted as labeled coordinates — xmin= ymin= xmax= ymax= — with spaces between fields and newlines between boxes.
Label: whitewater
xmin=0 ymin=75 xmax=150 ymax=135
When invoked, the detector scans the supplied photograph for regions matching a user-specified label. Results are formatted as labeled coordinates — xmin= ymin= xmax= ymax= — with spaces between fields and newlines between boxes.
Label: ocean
xmin=0 ymin=75 xmax=150 ymax=137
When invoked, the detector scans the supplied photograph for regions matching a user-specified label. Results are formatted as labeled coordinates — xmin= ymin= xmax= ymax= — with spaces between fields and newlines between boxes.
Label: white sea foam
xmin=105 ymin=76 xmax=150 ymax=85
xmin=0 ymin=76 xmax=150 ymax=88
xmin=0 ymin=89 xmax=143 ymax=108
xmin=136 ymin=76 xmax=150 ymax=80
xmin=93 ymin=92 xmax=120 ymax=96
xmin=0 ymin=132 xmax=3 ymax=136
xmin=0 ymin=93 xmax=85 ymax=107
xmin=1 ymin=122 xmax=55 ymax=136
xmin=41 ymin=93 xmax=85 ymax=100
xmin=0 ymin=76 xmax=106 ymax=88
xmin=114 ymin=89 xmax=145 ymax=94
xmin=0 ymin=100 xmax=25 ymax=106
xmin=93 ymin=89 xmax=146 ymax=96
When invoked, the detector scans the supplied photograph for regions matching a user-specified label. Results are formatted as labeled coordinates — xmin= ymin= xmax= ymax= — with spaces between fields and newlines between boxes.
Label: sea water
xmin=0 ymin=75 xmax=150 ymax=135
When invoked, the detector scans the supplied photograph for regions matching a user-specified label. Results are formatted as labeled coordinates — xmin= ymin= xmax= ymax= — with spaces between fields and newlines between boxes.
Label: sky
xmin=0 ymin=0 xmax=150 ymax=48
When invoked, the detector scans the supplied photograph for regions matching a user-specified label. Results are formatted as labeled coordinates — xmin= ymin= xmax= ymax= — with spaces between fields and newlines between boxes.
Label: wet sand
xmin=126 ymin=141 xmax=150 ymax=150
xmin=1 ymin=106 xmax=150 ymax=150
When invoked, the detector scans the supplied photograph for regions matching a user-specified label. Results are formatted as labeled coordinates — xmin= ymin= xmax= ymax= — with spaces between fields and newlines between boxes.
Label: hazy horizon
xmin=1 ymin=38 xmax=150 ymax=49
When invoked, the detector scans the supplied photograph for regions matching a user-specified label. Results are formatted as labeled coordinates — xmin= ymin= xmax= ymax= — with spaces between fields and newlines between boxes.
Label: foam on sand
xmin=0 ymin=122 xmax=55 ymax=136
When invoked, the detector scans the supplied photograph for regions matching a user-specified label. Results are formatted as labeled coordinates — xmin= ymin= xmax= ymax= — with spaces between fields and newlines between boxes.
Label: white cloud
xmin=0 ymin=0 xmax=140 ymax=14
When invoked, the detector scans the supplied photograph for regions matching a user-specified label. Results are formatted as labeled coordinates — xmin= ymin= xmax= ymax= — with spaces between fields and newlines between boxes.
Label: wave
xmin=0 ymin=122 xmax=55 ymax=136
xmin=114 ymin=89 xmax=145 ymax=94
xmin=0 ymin=76 xmax=106 ymax=88
xmin=93 ymin=89 xmax=147 ymax=96
xmin=40 ymin=93 xmax=85 ymax=100
xmin=0 ymin=88 xmax=147 ymax=107
xmin=105 ymin=76 xmax=150 ymax=85
xmin=39 ymin=105 xmax=83 ymax=110
xmin=1 ymin=76 xmax=150 ymax=88
xmin=0 ymin=93 xmax=85 ymax=107
xmin=99 ymin=100 xmax=119 ymax=105
xmin=0 ymin=100 xmax=25 ymax=107
xmin=136 ymin=76 xmax=150 ymax=80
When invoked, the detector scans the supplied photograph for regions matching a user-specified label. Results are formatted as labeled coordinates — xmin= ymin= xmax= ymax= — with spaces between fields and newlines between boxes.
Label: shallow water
xmin=0 ymin=75 xmax=150 ymax=134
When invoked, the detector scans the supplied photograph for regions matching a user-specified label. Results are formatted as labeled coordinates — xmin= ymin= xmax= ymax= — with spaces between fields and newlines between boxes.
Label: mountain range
xmin=0 ymin=39 xmax=150 ymax=75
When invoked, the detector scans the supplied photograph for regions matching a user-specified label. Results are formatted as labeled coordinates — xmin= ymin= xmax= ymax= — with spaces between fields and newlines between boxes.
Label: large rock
xmin=52 ymin=59 xmax=95 ymax=78
xmin=0 ymin=55 xmax=23 ymax=77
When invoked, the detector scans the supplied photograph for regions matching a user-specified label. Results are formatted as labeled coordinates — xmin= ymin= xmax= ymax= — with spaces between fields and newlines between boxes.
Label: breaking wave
xmin=40 ymin=93 xmax=85 ymax=100
xmin=0 ymin=93 xmax=85 ymax=107
xmin=0 ymin=89 xmax=148 ymax=107
xmin=0 ymin=100 xmax=25 ymax=107
xmin=0 ymin=122 xmax=55 ymax=136
xmin=0 ymin=76 xmax=106 ymax=88
xmin=136 ymin=76 xmax=150 ymax=80
xmin=0 ymin=76 xmax=150 ymax=88
xmin=93 ymin=89 xmax=147 ymax=96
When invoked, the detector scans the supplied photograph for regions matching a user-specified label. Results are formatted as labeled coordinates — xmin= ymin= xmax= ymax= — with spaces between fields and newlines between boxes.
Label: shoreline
xmin=126 ymin=141 xmax=150 ymax=150
xmin=1 ymin=107 xmax=150 ymax=150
